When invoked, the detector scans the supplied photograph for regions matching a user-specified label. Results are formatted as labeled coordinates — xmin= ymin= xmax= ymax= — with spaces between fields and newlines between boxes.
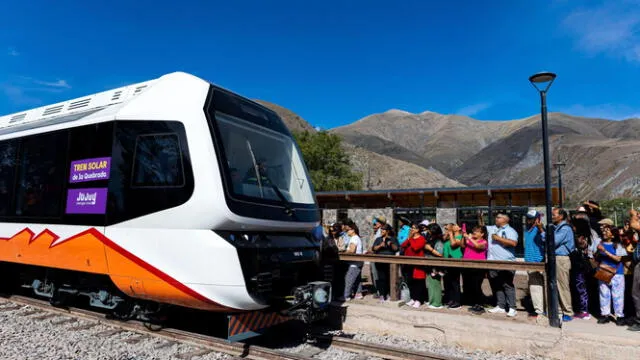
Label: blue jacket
xmin=541 ymin=221 xmax=575 ymax=256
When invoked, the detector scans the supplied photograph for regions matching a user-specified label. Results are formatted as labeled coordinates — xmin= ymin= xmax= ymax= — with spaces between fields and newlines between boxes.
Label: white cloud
xmin=1 ymin=76 xmax=72 ymax=107
xmin=7 ymin=48 xmax=19 ymax=57
xmin=456 ymin=102 xmax=492 ymax=117
xmin=0 ymin=84 xmax=43 ymax=106
xmin=562 ymin=1 xmax=640 ymax=62
xmin=560 ymin=103 xmax=640 ymax=120
xmin=32 ymin=79 xmax=71 ymax=89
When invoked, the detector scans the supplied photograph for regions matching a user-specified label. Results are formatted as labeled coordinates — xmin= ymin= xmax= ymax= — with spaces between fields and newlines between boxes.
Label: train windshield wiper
xmin=245 ymin=139 xmax=265 ymax=198
xmin=266 ymin=176 xmax=297 ymax=218
xmin=245 ymin=139 xmax=296 ymax=218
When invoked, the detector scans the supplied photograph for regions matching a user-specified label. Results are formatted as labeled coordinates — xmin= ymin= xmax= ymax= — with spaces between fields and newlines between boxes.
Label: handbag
xmin=400 ymin=281 xmax=411 ymax=303
xmin=593 ymin=263 xmax=616 ymax=283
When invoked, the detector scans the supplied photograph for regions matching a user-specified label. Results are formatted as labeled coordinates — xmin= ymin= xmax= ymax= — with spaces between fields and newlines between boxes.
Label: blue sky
xmin=1 ymin=0 xmax=640 ymax=129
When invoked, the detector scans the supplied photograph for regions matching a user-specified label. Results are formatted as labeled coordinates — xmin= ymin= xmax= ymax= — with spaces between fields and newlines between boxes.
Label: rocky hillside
xmin=343 ymin=143 xmax=463 ymax=190
xmin=332 ymin=110 xmax=640 ymax=201
xmin=255 ymin=100 xmax=316 ymax=133
xmin=256 ymin=100 xmax=463 ymax=190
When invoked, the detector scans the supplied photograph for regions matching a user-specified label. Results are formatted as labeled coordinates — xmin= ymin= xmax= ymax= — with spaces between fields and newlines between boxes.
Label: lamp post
xmin=553 ymin=161 xmax=566 ymax=208
xmin=529 ymin=71 xmax=560 ymax=328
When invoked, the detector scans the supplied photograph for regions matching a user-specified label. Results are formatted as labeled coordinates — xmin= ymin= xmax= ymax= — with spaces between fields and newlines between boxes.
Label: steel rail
xmin=313 ymin=334 xmax=464 ymax=360
xmin=1 ymin=295 xmax=310 ymax=360
xmin=2 ymin=294 xmax=470 ymax=360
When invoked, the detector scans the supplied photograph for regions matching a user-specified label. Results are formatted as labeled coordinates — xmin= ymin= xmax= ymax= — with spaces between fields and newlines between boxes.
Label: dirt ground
xmin=354 ymin=263 xmax=544 ymax=325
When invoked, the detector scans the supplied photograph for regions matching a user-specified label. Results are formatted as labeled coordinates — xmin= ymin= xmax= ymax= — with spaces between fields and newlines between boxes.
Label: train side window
xmin=0 ymin=140 xmax=18 ymax=216
xmin=107 ymin=121 xmax=194 ymax=225
xmin=131 ymin=133 xmax=185 ymax=188
xmin=68 ymin=123 xmax=114 ymax=163
xmin=15 ymin=131 xmax=68 ymax=218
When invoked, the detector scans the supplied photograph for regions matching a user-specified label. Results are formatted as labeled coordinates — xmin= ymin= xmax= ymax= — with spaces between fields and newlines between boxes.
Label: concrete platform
xmin=333 ymin=300 xmax=640 ymax=360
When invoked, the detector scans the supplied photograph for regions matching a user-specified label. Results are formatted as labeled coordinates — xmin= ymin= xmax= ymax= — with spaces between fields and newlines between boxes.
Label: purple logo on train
xmin=65 ymin=188 xmax=108 ymax=214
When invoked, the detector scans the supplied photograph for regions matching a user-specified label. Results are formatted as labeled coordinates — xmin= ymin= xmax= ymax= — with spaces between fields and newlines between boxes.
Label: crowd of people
xmin=321 ymin=200 xmax=640 ymax=332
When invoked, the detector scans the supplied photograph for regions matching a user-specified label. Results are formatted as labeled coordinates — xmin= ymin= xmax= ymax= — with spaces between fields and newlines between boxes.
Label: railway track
xmin=311 ymin=334 xmax=460 ymax=360
xmin=0 ymin=294 xmax=462 ymax=360
xmin=0 ymin=295 xmax=307 ymax=360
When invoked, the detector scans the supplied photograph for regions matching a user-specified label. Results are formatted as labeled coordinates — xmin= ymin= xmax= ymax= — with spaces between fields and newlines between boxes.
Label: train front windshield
xmin=205 ymin=87 xmax=318 ymax=222
xmin=216 ymin=112 xmax=314 ymax=205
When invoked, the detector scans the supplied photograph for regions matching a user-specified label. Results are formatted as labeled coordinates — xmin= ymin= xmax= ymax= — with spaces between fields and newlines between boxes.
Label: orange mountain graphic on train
xmin=0 ymin=228 xmax=109 ymax=273
xmin=0 ymin=227 xmax=232 ymax=311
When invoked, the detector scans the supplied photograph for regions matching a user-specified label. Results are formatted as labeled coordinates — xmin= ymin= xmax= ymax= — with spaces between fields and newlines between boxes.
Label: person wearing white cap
xmin=418 ymin=220 xmax=430 ymax=240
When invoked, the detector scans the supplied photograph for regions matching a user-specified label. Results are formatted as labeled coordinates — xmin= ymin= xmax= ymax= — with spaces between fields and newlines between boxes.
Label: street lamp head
xmin=529 ymin=71 xmax=557 ymax=92
xmin=529 ymin=72 xmax=557 ymax=83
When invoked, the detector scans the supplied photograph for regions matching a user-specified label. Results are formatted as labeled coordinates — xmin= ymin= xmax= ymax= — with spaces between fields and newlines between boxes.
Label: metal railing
xmin=338 ymin=254 xmax=545 ymax=301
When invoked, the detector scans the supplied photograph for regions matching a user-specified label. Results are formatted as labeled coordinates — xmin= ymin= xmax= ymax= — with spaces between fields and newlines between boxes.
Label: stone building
xmin=317 ymin=184 xmax=560 ymax=257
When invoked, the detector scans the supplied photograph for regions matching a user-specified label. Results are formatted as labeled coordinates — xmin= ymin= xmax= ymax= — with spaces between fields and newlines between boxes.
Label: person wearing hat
xmin=524 ymin=210 xmax=545 ymax=317
xmin=597 ymin=218 xmax=614 ymax=227
xmin=595 ymin=220 xmax=627 ymax=325
xmin=419 ymin=220 xmax=431 ymax=239
xmin=371 ymin=215 xmax=387 ymax=245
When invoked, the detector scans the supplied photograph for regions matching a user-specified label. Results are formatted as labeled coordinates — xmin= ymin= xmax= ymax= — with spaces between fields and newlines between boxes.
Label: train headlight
xmin=309 ymin=281 xmax=331 ymax=309
xmin=313 ymin=287 xmax=328 ymax=304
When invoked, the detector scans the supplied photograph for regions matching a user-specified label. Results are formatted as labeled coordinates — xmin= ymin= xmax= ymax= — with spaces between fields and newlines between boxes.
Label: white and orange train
xmin=0 ymin=72 xmax=331 ymax=340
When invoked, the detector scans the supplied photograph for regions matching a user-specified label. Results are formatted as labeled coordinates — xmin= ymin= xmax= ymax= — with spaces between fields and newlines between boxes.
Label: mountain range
xmin=258 ymin=100 xmax=640 ymax=201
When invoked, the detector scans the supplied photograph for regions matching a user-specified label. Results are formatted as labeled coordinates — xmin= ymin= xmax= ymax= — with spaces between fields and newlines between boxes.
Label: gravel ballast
xmin=1 ymin=300 xmax=551 ymax=360
xmin=347 ymin=331 xmax=549 ymax=360
xmin=0 ymin=303 xmax=230 ymax=360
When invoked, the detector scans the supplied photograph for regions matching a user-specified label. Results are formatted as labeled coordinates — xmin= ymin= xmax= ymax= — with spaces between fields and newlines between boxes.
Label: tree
xmin=293 ymin=130 xmax=362 ymax=192
xmin=599 ymin=198 xmax=640 ymax=226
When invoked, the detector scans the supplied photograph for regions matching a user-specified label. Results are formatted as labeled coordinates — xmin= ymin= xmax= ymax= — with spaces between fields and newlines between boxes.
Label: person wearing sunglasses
xmin=596 ymin=220 xmax=627 ymax=326
xmin=481 ymin=213 xmax=519 ymax=317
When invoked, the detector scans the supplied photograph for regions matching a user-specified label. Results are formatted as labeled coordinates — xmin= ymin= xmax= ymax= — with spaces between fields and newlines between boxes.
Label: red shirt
xmin=401 ymin=235 xmax=427 ymax=279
